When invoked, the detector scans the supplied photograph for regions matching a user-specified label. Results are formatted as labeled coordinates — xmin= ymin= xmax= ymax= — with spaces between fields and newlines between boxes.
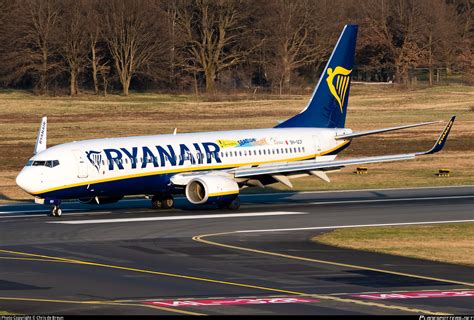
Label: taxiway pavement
xmin=0 ymin=186 xmax=473 ymax=315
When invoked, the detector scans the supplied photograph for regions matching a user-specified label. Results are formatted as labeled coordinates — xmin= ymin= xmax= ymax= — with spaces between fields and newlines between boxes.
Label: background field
xmin=313 ymin=223 xmax=474 ymax=266
xmin=1 ymin=84 xmax=473 ymax=202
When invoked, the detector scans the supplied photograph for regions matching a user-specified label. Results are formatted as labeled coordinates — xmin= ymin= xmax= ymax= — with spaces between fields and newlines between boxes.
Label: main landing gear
xmin=151 ymin=195 xmax=174 ymax=209
xmin=50 ymin=205 xmax=62 ymax=217
xmin=218 ymin=196 xmax=241 ymax=210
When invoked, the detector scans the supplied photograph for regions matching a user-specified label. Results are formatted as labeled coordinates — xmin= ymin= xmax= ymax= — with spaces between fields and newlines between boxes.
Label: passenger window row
xmin=99 ymin=146 xmax=307 ymax=166
xmin=220 ymin=146 xmax=305 ymax=158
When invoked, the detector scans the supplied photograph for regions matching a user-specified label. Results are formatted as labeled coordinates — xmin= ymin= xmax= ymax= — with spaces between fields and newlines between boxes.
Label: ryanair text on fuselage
xmin=93 ymin=142 xmax=222 ymax=172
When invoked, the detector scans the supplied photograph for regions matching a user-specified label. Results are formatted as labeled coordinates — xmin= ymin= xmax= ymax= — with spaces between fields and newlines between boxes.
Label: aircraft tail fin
xmin=276 ymin=24 xmax=358 ymax=129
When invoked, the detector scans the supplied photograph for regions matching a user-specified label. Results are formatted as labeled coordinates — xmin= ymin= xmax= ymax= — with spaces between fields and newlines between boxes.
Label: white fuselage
xmin=16 ymin=127 xmax=351 ymax=199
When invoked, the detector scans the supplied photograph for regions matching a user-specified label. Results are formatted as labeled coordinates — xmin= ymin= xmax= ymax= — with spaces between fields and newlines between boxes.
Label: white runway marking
xmin=0 ymin=211 xmax=112 ymax=219
xmin=48 ymin=211 xmax=306 ymax=225
xmin=0 ymin=209 xmax=76 ymax=215
xmin=1 ymin=184 xmax=472 ymax=207
xmin=308 ymin=195 xmax=474 ymax=205
xmin=236 ymin=219 xmax=474 ymax=233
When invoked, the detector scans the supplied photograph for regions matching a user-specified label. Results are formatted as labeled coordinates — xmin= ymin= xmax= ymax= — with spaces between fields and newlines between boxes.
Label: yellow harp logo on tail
xmin=326 ymin=66 xmax=352 ymax=113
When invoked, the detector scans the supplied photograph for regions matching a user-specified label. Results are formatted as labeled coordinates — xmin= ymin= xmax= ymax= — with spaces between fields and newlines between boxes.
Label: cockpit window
xmin=32 ymin=161 xmax=46 ymax=166
xmin=26 ymin=160 xmax=60 ymax=168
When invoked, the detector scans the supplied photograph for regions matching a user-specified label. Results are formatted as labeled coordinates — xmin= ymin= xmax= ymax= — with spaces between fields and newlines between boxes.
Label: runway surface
xmin=0 ymin=186 xmax=473 ymax=315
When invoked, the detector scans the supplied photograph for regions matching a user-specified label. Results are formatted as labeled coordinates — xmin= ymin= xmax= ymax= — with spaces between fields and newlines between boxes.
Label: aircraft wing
xmin=335 ymin=120 xmax=442 ymax=140
xmin=231 ymin=116 xmax=455 ymax=180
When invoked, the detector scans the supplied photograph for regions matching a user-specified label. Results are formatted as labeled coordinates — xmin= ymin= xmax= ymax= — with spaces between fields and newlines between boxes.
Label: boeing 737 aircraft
xmin=16 ymin=25 xmax=455 ymax=217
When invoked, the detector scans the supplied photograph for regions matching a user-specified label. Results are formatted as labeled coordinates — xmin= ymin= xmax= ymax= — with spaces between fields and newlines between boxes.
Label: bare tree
xmin=418 ymin=0 xmax=459 ymax=85
xmin=83 ymin=2 xmax=102 ymax=95
xmin=359 ymin=0 xmax=426 ymax=84
xmin=102 ymin=0 xmax=167 ymax=96
xmin=175 ymin=0 xmax=259 ymax=93
xmin=259 ymin=0 xmax=333 ymax=94
xmin=453 ymin=0 xmax=474 ymax=82
xmin=161 ymin=2 xmax=180 ymax=88
xmin=0 ymin=0 xmax=62 ymax=93
xmin=0 ymin=0 xmax=472 ymax=92
xmin=57 ymin=0 xmax=89 ymax=96
xmin=84 ymin=3 xmax=112 ymax=96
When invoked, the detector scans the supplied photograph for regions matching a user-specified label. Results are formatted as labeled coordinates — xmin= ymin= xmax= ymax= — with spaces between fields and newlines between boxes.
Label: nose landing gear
xmin=50 ymin=205 xmax=62 ymax=217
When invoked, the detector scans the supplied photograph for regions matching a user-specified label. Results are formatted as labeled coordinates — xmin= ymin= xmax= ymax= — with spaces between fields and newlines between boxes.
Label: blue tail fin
xmin=276 ymin=24 xmax=358 ymax=129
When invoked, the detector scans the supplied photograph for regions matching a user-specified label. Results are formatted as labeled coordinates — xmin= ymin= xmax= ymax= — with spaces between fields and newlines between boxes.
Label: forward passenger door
xmin=72 ymin=150 xmax=88 ymax=178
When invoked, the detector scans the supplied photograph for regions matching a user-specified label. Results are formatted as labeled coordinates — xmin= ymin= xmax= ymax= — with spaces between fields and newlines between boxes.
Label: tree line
xmin=0 ymin=0 xmax=472 ymax=96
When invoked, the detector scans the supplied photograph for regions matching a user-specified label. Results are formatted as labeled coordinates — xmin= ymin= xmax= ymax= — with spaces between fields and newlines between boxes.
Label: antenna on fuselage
xmin=34 ymin=116 xmax=47 ymax=154
xmin=173 ymin=128 xmax=177 ymax=135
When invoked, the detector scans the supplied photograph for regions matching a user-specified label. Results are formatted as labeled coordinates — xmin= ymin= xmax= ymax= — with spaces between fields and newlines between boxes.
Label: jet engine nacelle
xmin=185 ymin=175 xmax=239 ymax=205
xmin=79 ymin=195 xmax=124 ymax=205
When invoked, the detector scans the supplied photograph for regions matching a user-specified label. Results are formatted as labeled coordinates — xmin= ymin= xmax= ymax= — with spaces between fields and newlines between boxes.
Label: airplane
xmin=16 ymin=24 xmax=455 ymax=217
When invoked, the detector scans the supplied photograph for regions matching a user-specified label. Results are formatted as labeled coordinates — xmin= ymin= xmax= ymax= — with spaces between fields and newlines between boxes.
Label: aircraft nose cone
xmin=16 ymin=169 xmax=33 ymax=194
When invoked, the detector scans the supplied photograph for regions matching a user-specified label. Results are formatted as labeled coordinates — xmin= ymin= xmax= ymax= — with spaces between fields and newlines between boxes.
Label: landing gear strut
xmin=151 ymin=195 xmax=174 ymax=209
xmin=50 ymin=205 xmax=62 ymax=217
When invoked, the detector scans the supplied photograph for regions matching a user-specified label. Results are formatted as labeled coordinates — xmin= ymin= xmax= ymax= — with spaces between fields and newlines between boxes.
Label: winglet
xmin=34 ymin=116 xmax=47 ymax=154
xmin=422 ymin=116 xmax=455 ymax=155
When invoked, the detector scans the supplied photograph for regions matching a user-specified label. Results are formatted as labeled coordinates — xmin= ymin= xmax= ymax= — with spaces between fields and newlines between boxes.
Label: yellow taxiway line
xmin=192 ymin=232 xmax=474 ymax=288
